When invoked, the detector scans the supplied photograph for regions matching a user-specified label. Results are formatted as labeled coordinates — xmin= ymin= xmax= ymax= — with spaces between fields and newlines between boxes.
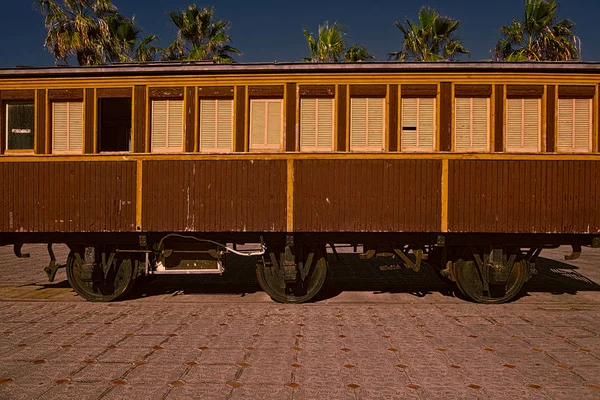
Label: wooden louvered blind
xmin=300 ymin=98 xmax=334 ymax=152
xmin=250 ymin=99 xmax=283 ymax=151
xmin=151 ymin=100 xmax=184 ymax=153
xmin=52 ymin=102 xmax=83 ymax=154
xmin=506 ymin=98 xmax=540 ymax=152
xmin=455 ymin=97 xmax=489 ymax=152
xmin=401 ymin=98 xmax=436 ymax=152
xmin=557 ymin=98 xmax=592 ymax=153
xmin=199 ymin=99 xmax=233 ymax=152
xmin=350 ymin=97 xmax=385 ymax=152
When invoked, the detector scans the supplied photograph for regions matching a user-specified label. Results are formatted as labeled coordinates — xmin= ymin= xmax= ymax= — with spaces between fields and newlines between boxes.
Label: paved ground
xmin=0 ymin=244 xmax=599 ymax=399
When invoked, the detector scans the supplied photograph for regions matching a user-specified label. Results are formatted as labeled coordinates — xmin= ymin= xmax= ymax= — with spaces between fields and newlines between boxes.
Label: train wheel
xmin=256 ymin=254 xmax=328 ymax=304
xmin=66 ymin=248 xmax=137 ymax=302
xmin=453 ymin=257 xmax=528 ymax=304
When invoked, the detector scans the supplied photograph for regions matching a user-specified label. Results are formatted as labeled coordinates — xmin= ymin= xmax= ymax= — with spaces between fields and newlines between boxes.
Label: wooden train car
xmin=1 ymin=62 xmax=599 ymax=304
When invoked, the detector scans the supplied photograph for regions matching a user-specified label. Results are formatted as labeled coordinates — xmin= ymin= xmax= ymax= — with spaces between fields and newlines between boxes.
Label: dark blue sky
xmin=1 ymin=0 xmax=598 ymax=67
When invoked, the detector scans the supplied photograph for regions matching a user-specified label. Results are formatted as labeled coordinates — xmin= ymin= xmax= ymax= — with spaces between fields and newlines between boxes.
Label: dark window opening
xmin=6 ymin=102 xmax=34 ymax=150
xmin=402 ymin=126 xmax=417 ymax=131
xmin=98 ymin=98 xmax=131 ymax=152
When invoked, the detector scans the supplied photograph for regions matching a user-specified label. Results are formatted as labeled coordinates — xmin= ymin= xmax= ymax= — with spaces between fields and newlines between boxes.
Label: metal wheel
xmin=452 ymin=258 xmax=528 ymax=304
xmin=66 ymin=248 xmax=137 ymax=302
xmin=256 ymin=254 xmax=328 ymax=304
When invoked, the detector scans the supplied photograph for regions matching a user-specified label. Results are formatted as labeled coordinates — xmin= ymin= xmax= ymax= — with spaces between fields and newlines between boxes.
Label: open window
xmin=5 ymin=102 xmax=34 ymax=151
xmin=98 ymin=97 xmax=131 ymax=152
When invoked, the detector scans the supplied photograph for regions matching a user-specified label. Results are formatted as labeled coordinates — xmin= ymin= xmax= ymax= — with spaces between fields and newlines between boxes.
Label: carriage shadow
xmin=122 ymin=253 xmax=600 ymax=302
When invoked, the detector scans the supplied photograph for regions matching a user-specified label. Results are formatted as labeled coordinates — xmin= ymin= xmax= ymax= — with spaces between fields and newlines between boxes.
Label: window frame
xmin=299 ymin=97 xmax=335 ymax=152
xmin=556 ymin=97 xmax=593 ymax=154
xmin=150 ymin=99 xmax=185 ymax=154
xmin=4 ymin=101 xmax=35 ymax=154
xmin=505 ymin=97 xmax=542 ymax=153
xmin=349 ymin=97 xmax=386 ymax=152
xmin=51 ymin=101 xmax=84 ymax=155
xmin=198 ymin=98 xmax=234 ymax=153
xmin=400 ymin=97 xmax=437 ymax=153
xmin=249 ymin=98 xmax=284 ymax=152
xmin=453 ymin=97 xmax=490 ymax=153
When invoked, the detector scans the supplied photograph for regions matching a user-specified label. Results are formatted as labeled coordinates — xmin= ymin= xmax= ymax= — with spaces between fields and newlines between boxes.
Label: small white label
xmin=11 ymin=129 xmax=31 ymax=134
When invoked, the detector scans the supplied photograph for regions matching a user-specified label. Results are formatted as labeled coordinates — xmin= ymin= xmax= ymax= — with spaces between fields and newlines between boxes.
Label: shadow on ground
xmin=113 ymin=253 xmax=600 ymax=302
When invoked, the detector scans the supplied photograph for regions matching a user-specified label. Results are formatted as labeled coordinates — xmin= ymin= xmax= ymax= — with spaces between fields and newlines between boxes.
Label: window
xmin=506 ymin=98 xmax=540 ymax=152
xmin=350 ymin=97 xmax=384 ymax=152
xmin=300 ymin=98 xmax=334 ymax=152
xmin=199 ymin=99 xmax=233 ymax=153
xmin=98 ymin=98 xmax=131 ymax=152
xmin=455 ymin=97 xmax=489 ymax=152
xmin=250 ymin=99 xmax=283 ymax=151
xmin=5 ymin=102 xmax=34 ymax=151
xmin=52 ymin=102 xmax=83 ymax=154
xmin=401 ymin=98 xmax=435 ymax=152
xmin=557 ymin=98 xmax=592 ymax=153
xmin=151 ymin=100 xmax=184 ymax=153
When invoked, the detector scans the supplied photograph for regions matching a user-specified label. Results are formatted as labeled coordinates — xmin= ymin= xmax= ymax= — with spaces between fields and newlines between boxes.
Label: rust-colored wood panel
xmin=401 ymin=84 xmax=437 ymax=98
xmin=546 ymin=85 xmax=556 ymax=153
xmin=558 ymin=85 xmax=596 ymax=99
xmin=148 ymin=87 xmax=184 ymax=99
xmin=448 ymin=160 xmax=600 ymax=234
xmin=439 ymin=82 xmax=452 ymax=152
xmin=235 ymin=86 xmax=246 ymax=152
xmin=133 ymin=85 xmax=146 ymax=153
xmin=285 ymin=82 xmax=296 ymax=152
xmin=35 ymin=89 xmax=46 ymax=154
xmin=349 ymin=85 xmax=386 ymax=97
xmin=142 ymin=160 xmax=287 ymax=232
xmin=0 ymin=161 xmax=136 ymax=232
xmin=1 ymin=90 xmax=34 ymax=101
xmin=0 ymin=91 xmax=3 ymax=155
xmin=337 ymin=85 xmax=347 ymax=152
xmin=494 ymin=85 xmax=504 ymax=152
xmin=299 ymin=85 xmax=335 ymax=98
xmin=294 ymin=159 xmax=442 ymax=232
xmin=248 ymin=85 xmax=284 ymax=98
xmin=506 ymin=85 xmax=544 ymax=98
xmin=197 ymin=86 xmax=234 ymax=98
xmin=388 ymin=85 xmax=399 ymax=151
xmin=84 ymin=89 xmax=95 ymax=153
xmin=185 ymin=87 xmax=195 ymax=153
xmin=48 ymin=89 xmax=83 ymax=101
xmin=97 ymin=88 xmax=132 ymax=98
xmin=455 ymin=85 xmax=492 ymax=98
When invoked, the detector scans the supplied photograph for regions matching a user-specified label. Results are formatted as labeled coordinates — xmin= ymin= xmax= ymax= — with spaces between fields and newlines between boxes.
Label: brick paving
xmin=0 ymin=244 xmax=599 ymax=399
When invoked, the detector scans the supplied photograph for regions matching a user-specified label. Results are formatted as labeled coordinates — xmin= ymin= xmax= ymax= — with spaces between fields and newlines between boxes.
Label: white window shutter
xmin=506 ymin=98 xmax=540 ymax=152
xmin=199 ymin=99 xmax=233 ymax=152
xmin=250 ymin=99 xmax=282 ymax=151
xmin=350 ymin=98 xmax=384 ymax=152
xmin=402 ymin=98 xmax=435 ymax=152
xmin=300 ymin=98 xmax=334 ymax=152
xmin=557 ymin=98 xmax=591 ymax=153
xmin=52 ymin=102 xmax=83 ymax=154
xmin=151 ymin=100 xmax=184 ymax=153
xmin=455 ymin=97 xmax=489 ymax=152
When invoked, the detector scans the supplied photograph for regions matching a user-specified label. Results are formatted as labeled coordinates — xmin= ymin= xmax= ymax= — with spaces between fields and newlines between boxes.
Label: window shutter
xmin=557 ymin=98 xmax=591 ymax=153
xmin=300 ymin=98 xmax=334 ymax=152
xmin=250 ymin=99 xmax=282 ymax=151
xmin=200 ymin=99 xmax=233 ymax=152
xmin=350 ymin=97 xmax=384 ymax=152
xmin=401 ymin=98 xmax=436 ymax=152
xmin=455 ymin=97 xmax=489 ymax=152
xmin=506 ymin=98 xmax=540 ymax=152
xmin=151 ymin=100 xmax=184 ymax=153
xmin=52 ymin=102 xmax=83 ymax=154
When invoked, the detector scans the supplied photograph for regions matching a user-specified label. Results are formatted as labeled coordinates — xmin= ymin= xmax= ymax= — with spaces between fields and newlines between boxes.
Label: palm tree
xmin=493 ymin=0 xmax=580 ymax=61
xmin=302 ymin=22 xmax=374 ymax=63
xmin=164 ymin=4 xmax=241 ymax=63
xmin=388 ymin=7 xmax=470 ymax=61
xmin=135 ymin=35 xmax=161 ymax=62
xmin=35 ymin=0 xmax=121 ymax=65
xmin=107 ymin=16 xmax=162 ymax=63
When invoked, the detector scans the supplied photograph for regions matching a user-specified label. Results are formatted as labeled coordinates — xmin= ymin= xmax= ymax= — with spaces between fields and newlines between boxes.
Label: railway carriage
xmin=0 ymin=62 xmax=599 ymax=304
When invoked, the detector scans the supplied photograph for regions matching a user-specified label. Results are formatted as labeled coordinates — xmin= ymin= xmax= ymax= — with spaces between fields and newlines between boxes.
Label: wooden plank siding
xmin=185 ymin=87 xmax=195 ymax=153
xmin=337 ymin=85 xmax=347 ymax=151
xmin=285 ymin=82 xmax=296 ymax=151
xmin=0 ymin=161 xmax=136 ymax=232
xmin=448 ymin=159 xmax=600 ymax=234
xmin=84 ymin=89 xmax=95 ymax=153
xmin=388 ymin=85 xmax=399 ymax=151
xmin=293 ymin=159 xmax=442 ymax=232
xmin=235 ymin=86 xmax=246 ymax=152
xmin=35 ymin=89 xmax=46 ymax=154
xmin=546 ymin=85 xmax=556 ymax=153
xmin=141 ymin=160 xmax=287 ymax=232
xmin=494 ymin=85 xmax=504 ymax=152
xmin=133 ymin=85 xmax=146 ymax=153
xmin=439 ymin=82 xmax=452 ymax=152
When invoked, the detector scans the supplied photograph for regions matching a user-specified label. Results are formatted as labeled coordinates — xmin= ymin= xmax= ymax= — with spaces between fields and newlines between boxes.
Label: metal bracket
xmin=298 ymin=252 xmax=314 ymax=282
xmin=102 ymin=252 xmax=116 ymax=280
xmin=393 ymin=248 xmax=423 ymax=272
xmin=43 ymin=244 xmax=65 ymax=282
xmin=359 ymin=249 xmax=376 ymax=259
xmin=13 ymin=243 xmax=30 ymax=258
xmin=436 ymin=235 xmax=446 ymax=247
xmin=471 ymin=249 xmax=490 ymax=294
xmin=564 ymin=244 xmax=582 ymax=261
